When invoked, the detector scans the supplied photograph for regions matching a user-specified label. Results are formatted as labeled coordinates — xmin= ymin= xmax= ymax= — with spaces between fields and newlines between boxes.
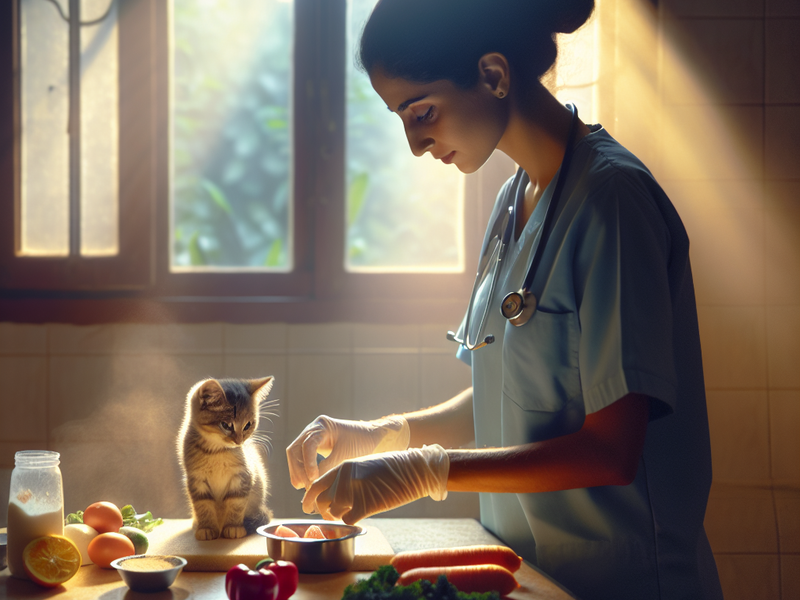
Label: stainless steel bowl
xmin=111 ymin=554 xmax=187 ymax=593
xmin=256 ymin=521 xmax=366 ymax=573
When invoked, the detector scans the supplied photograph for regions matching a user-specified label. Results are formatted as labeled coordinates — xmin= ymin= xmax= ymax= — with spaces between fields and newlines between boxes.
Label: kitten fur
xmin=178 ymin=376 xmax=275 ymax=541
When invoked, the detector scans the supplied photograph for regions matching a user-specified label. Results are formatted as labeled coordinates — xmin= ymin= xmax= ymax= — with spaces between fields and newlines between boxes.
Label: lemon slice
xmin=22 ymin=535 xmax=82 ymax=587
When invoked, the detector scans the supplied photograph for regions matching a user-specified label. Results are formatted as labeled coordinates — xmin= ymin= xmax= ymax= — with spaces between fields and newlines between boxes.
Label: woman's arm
xmin=447 ymin=392 xmax=649 ymax=493
xmin=402 ymin=387 xmax=475 ymax=449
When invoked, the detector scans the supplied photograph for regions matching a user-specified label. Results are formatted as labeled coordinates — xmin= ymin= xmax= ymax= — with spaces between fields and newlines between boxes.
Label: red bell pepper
xmin=225 ymin=563 xmax=279 ymax=600
xmin=260 ymin=560 xmax=299 ymax=600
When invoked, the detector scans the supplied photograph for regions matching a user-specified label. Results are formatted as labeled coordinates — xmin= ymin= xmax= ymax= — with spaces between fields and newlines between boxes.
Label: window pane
xmin=170 ymin=0 xmax=293 ymax=272
xmin=345 ymin=0 xmax=465 ymax=273
xmin=81 ymin=0 xmax=119 ymax=256
xmin=20 ymin=0 xmax=70 ymax=257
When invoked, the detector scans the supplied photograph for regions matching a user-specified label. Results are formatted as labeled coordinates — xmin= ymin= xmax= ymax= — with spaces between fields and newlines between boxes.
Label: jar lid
xmin=14 ymin=450 xmax=60 ymax=467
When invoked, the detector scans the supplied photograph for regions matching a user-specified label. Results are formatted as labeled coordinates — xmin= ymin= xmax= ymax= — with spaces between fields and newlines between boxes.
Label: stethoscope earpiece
xmin=501 ymin=289 xmax=537 ymax=326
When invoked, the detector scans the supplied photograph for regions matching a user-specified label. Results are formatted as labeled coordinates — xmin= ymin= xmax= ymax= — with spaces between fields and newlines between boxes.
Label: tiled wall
xmin=654 ymin=0 xmax=800 ymax=598
xmin=0 ymin=322 xmax=478 ymax=524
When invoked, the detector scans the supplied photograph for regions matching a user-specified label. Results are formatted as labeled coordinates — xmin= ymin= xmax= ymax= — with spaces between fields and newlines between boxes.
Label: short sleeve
xmin=573 ymin=175 xmax=677 ymax=419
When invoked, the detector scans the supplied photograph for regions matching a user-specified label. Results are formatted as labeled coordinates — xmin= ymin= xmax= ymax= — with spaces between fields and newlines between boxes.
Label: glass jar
xmin=6 ymin=450 xmax=64 ymax=579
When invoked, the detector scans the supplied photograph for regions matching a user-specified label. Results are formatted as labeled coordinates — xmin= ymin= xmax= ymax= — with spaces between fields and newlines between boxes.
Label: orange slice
xmin=23 ymin=534 xmax=82 ymax=587
xmin=303 ymin=524 xmax=325 ymax=539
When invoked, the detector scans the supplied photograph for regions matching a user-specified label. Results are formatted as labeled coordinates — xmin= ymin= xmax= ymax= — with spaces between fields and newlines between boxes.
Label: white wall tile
xmin=419 ymin=353 xmax=472 ymax=411
xmin=705 ymin=485 xmax=778 ymax=554
xmin=352 ymin=323 xmax=420 ymax=349
xmin=353 ymin=353 xmax=420 ymax=420
xmin=767 ymin=307 xmax=800 ymax=389
xmin=0 ymin=323 xmax=47 ymax=355
xmin=112 ymin=323 xmax=163 ymax=355
xmin=765 ymin=106 xmax=800 ymax=181
xmin=49 ymin=324 xmax=114 ymax=355
xmin=0 ymin=357 xmax=48 ymax=442
xmin=285 ymin=354 xmax=354 ymax=439
xmin=288 ymin=323 xmax=352 ymax=352
xmin=665 ymin=179 xmax=765 ymax=306
xmin=769 ymin=391 xmax=800 ymax=484
xmin=663 ymin=18 xmax=764 ymax=105
xmin=765 ymin=183 xmax=800 ymax=304
xmin=706 ymin=391 xmax=771 ymax=483
xmin=660 ymin=105 xmax=763 ymax=181
xmin=713 ymin=554 xmax=780 ymax=600
xmin=697 ymin=306 xmax=768 ymax=390
xmin=48 ymin=356 xmax=116 ymax=436
xmin=159 ymin=323 xmax=224 ymax=355
xmin=766 ymin=18 xmax=800 ymax=103
xmin=774 ymin=489 xmax=800 ymax=553
xmin=781 ymin=554 xmax=800 ymax=599
xmin=224 ymin=323 xmax=288 ymax=354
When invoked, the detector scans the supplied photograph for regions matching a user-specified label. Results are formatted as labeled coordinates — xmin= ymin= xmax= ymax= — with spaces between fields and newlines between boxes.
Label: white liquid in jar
xmin=6 ymin=500 xmax=64 ymax=578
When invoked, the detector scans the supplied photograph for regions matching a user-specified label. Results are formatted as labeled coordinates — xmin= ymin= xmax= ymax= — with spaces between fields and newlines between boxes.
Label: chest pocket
xmin=501 ymin=309 xmax=584 ymax=444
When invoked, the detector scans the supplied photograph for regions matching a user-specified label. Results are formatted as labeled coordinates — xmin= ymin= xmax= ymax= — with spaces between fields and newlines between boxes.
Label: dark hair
xmin=358 ymin=0 xmax=595 ymax=89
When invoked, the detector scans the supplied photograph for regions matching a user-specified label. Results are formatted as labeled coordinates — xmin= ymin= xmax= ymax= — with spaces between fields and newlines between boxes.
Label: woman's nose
xmin=405 ymin=128 xmax=434 ymax=157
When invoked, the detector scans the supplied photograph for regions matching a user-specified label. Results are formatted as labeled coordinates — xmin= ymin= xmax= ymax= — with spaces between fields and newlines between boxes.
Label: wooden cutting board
xmin=147 ymin=519 xmax=394 ymax=572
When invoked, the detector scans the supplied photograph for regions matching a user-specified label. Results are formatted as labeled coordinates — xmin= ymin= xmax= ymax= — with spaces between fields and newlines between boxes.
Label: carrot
xmin=303 ymin=524 xmax=325 ymax=539
xmin=390 ymin=545 xmax=522 ymax=574
xmin=274 ymin=525 xmax=300 ymax=538
xmin=397 ymin=564 xmax=519 ymax=596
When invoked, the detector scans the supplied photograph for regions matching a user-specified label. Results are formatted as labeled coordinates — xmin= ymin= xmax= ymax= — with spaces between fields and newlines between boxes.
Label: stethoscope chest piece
xmin=501 ymin=288 xmax=537 ymax=326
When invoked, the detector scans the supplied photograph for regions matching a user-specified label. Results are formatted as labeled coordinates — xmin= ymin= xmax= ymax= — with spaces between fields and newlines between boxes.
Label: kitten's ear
xmin=194 ymin=379 xmax=226 ymax=411
xmin=247 ymin=376 xmax=274 ymax=401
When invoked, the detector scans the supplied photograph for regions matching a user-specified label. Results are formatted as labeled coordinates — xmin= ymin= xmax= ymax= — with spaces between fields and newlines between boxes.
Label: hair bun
xmin=543 ymin=0 xmax=596 ymax=34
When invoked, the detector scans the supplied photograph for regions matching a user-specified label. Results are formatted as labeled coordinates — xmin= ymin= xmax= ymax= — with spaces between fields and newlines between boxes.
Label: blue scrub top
xmin=457 ymin=126 xmax=723 ymax=600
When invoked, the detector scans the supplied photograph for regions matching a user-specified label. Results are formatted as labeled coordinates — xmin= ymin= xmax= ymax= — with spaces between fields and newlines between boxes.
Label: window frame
xmin=0 ymin=0 xmax=579 ymax=326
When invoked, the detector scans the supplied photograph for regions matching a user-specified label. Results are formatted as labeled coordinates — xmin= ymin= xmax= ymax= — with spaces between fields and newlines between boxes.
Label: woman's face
xmin=368 ymin=68 xmax=508 ymax=174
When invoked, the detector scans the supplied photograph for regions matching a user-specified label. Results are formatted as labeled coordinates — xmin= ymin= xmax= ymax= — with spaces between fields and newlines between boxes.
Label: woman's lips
xmin=441 ymin=151 xmax=455 ymax=164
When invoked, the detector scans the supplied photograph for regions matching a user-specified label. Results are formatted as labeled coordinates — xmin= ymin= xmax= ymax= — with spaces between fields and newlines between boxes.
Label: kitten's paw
xmin=195 ymin=527 xmax=220 ymax=541
xmin=222 ymin=525 xmax=247 ymax=539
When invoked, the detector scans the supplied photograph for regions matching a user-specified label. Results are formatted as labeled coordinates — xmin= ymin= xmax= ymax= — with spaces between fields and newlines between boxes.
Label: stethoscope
xmin=447 ymin=103 xmax=579 ymax=351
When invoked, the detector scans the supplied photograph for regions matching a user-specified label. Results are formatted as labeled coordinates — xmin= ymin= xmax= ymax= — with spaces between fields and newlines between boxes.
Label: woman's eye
xmin=416 ymin=106 xmax=435 ymax=123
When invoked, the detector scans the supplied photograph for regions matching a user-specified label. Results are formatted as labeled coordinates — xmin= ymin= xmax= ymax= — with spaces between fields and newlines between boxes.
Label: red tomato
xmin=83 ymin=501 xmax=124 ymax=534
xmin=87 ymin=532 xmax=135 ymax=569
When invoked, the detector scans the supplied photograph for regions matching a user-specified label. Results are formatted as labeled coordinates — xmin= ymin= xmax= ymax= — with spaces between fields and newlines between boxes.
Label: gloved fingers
xmin=286 ymin=416 xmax=338 ymax=489
xmin=301 ymin=467 xmax=341 ymax=517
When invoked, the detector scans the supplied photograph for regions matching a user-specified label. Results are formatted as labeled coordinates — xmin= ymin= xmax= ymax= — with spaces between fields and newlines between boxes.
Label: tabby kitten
xmin=178 ymin=376 xmax=276 ymax=541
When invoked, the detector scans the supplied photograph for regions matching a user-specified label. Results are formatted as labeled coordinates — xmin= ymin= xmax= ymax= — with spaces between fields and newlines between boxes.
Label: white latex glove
xmin=301 ymin=444 xmax=450 ymax=525
xmin=286 ymin=415 xmax=411 ymax=489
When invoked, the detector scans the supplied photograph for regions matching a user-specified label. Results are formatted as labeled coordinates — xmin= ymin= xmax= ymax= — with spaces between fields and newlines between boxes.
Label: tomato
xmin=87 ymin=532 xmax=135 ymax=569
xmin=83 ymin=501 xmax=124 ymax=534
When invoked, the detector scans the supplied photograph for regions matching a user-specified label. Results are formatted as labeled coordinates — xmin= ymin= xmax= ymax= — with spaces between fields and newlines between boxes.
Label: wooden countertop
xmin=1 ymin=518 xmax=577 ymax=600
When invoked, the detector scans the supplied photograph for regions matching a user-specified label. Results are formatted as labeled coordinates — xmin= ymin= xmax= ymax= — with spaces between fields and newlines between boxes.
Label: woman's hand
xmin=286 ymin=415 xmax=410 ymax=489
xmin=301 ymin=445 xmax=450 ymax=524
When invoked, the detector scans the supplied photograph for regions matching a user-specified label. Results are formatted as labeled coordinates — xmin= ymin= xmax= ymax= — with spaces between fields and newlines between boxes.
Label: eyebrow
xmin=389 ymin=95 xmax=428 ymax=113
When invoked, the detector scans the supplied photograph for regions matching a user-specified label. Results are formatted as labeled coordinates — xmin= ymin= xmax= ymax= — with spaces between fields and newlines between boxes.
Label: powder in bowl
xmin=119 ymin=556 xmax=180 ymax=571
xmin=111 ymin=554 xmax=187 ymax=592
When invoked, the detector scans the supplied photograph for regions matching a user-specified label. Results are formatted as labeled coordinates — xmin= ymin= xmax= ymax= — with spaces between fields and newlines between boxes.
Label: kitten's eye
xmin=244 ymin=422 xmax=251 ymax=431
xmin=221 ymin=422 xmax=233 ymax=431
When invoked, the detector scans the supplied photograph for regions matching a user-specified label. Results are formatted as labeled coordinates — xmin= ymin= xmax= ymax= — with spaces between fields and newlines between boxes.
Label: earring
xmin=497 ymin=91 xmax=505 ymax=98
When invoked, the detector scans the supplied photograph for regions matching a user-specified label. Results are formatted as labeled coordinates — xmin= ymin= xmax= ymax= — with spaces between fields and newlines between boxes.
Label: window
xmin=0 ymin=0 xmax=638 ymax=323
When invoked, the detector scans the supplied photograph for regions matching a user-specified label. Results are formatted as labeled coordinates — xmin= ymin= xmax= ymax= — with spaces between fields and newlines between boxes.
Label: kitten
xmin=178 ymin=376 xmax=276 ymax=540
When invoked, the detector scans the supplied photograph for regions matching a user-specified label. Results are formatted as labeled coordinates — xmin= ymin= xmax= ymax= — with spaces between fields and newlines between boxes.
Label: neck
xmin=497 ymin=85 xmax=586 ymax=191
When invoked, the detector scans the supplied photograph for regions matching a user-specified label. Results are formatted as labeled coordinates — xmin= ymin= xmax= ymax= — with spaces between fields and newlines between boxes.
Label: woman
xmin=287 ymin=1 xmax=723 ymax=598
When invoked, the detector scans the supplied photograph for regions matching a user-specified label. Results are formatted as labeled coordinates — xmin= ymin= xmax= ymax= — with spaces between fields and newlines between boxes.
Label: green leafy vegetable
xmin=65 ymin=505 xmax=163 ymax=533
xmin=341 ymin=565 xmax=499 ymax=600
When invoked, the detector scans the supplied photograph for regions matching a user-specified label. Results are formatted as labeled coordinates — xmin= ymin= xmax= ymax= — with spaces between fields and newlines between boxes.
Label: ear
xmin=247 ymin=376 xmax=275 ymax=402
xmin=193 ymin=379 xmax=226 ymax=411
xmin=477 ymin=52 xmax=511 ymax=99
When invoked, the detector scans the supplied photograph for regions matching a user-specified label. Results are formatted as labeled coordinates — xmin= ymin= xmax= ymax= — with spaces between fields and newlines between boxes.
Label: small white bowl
xmin=111 ymin=554 xmax=187 ymax=593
